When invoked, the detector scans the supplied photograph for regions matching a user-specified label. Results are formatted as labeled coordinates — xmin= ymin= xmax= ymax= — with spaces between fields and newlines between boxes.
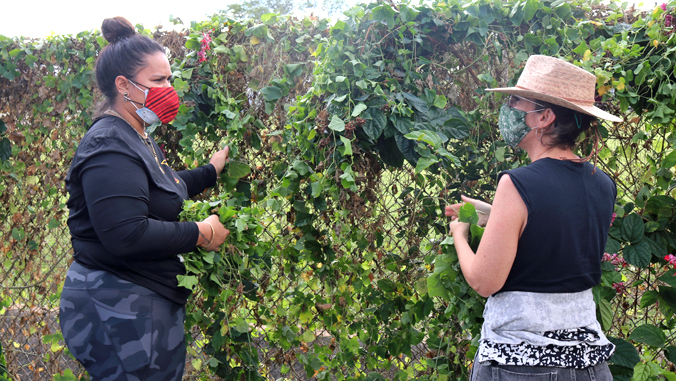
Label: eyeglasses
xmin=507 ymin=95 xmax=546 ymax=113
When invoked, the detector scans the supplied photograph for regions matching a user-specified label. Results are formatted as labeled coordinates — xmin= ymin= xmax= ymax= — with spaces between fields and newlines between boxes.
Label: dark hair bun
xmin=101 ymin=17 xmax=136 ymax=43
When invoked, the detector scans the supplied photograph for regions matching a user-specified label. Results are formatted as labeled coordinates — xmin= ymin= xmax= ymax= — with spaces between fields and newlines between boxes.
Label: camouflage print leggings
xmin=59 ymin=261 xmax=186 ymax=381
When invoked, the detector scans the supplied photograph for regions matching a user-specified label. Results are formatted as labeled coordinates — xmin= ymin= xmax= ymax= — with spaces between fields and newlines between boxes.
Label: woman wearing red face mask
xmin=59 ymin=17 xmax=229 ymax=380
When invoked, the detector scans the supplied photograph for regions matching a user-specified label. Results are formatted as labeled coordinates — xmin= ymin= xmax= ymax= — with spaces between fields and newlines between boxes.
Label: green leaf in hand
xmin=458 ymin=203 xmax=479 ymax=226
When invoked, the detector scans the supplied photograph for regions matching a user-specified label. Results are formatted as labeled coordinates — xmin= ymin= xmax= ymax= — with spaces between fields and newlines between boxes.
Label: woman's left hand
xmin=449 ymin=219 xmax=470 ymax=241
xmin=209 ymin=146 xmax=230 ymax=175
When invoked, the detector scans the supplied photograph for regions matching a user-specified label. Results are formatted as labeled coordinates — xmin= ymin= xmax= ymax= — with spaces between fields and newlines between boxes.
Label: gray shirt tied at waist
xmin=480 ymin=289 xmax=611 ymax=347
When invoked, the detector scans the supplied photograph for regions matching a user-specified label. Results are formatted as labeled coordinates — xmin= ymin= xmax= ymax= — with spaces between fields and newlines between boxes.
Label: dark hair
xmin=536 ymin=101 xmax=596 ymax=150
xmin=95 ymin=17 xmax=165 ymax=109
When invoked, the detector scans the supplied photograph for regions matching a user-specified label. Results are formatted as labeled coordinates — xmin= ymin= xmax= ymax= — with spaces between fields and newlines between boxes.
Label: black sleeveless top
xmin=497 ymin=158 xmax=616 ymax=294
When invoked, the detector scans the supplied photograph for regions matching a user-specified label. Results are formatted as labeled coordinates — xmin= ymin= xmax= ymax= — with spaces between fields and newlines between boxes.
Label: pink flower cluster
xmin=665 ymin=254 xmax=676 ymax=266
xmin=667 ymin=14 xmax=674 ymax=27
xmin=603 ymin=253 xmax=626 ymax=268
xmin=612 ymin=282 xmax=626 ymax=294
xmin=610 ymin=212 xmax=617 ymax=226
xmin=198 ymin=31 xmax=212 ymax=63
xmin=661 ymin=2 xmax=668 ymax=11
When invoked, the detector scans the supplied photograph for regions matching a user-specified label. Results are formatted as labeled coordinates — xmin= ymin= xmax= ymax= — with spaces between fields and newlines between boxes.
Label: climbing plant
xmin=3 ymin=0 xmax=676 ymax=380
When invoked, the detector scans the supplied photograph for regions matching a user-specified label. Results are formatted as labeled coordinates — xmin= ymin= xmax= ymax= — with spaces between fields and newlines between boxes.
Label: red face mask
xmin=129 ymin=80 xmax=180 ymax=124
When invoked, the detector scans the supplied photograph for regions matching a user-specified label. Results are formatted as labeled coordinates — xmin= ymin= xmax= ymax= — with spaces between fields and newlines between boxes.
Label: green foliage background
xmin=2 ymin=0 xmax=676 ymax=380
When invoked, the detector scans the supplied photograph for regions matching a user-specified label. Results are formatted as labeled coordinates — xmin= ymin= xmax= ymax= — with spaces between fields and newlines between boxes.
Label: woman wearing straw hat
xmin=445 ymin=55 xmax=622 ymax=380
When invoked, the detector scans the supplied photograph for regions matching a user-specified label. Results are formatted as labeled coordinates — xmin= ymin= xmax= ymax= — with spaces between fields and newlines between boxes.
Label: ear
xmin=535 ymin=108 xmax=557 ymax=130
xmin=115 ymin=76 xmax=131 ymax=99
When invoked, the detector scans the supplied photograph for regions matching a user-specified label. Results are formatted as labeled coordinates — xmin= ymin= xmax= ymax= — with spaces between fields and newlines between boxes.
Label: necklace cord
xmin=105 ymin=109 xmax=165 ymax=174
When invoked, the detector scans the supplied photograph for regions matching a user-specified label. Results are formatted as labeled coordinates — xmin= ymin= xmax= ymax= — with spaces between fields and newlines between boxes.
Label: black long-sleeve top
xmin=66 ymin=115 xmax=216 ymax=304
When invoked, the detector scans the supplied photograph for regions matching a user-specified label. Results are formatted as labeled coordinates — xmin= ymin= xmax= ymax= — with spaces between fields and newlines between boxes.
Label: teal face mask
xmin=498 ymin=102 xmax=544 ymax=148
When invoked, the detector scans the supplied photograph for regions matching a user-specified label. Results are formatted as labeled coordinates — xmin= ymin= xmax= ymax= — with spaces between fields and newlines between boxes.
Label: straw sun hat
xmin=486 ymin=55 xmax=622 ymax=123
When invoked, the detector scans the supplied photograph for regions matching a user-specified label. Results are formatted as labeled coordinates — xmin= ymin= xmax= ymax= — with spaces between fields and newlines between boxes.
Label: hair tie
xmin=574 ymin=113 xmax=581 ymax=129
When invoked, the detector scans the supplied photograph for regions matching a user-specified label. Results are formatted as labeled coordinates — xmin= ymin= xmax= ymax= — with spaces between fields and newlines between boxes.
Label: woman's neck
xmin=526 ymin=145 xmax=577 ymax=162
xmin=109 ymin=102 xmax=147 ymax=138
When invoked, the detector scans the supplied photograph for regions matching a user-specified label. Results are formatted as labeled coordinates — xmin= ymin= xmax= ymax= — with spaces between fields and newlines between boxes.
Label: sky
xmin=0 ymin=0 xmax=659 ymax=39
xmin=0 ymin=0 xmax=243 ymax=39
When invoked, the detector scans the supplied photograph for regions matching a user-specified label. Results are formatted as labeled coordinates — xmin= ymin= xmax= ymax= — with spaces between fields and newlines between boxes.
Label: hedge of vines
xmin=3 ymin=0 xmax=676 ymax=380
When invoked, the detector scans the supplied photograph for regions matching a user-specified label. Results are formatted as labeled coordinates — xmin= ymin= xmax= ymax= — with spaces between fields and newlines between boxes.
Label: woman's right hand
xmin=445 ymin=195 xmax=492 ymax=227
xmin=197 ymin=215 xmax=229 ymax=251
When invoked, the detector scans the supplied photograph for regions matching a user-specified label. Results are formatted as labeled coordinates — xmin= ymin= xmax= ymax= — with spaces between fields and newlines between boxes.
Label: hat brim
xmin=486 ymin=87 xmax=622 ymax=123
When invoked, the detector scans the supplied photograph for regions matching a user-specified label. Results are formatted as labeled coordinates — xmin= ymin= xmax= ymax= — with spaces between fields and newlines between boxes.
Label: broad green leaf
xmin=645 ymin=195 xmax=676 ymax=215
xmin=202 ymin=251 xmax=215 ymax=265
xmin=414 ymin=278 xmax=428 ymax=295
xmin=458 ymin=203 xmax=479 ymax=226
xmin=414 ymin=156 xmax=438 ymax=174
xmin=0 ymin=138 xmax=11 ymax=162
xmin=352 ymin=103 xmax=367 ymax=117
xmin=363 ymin=108 xmax=387 ymax=140
xmin=227 ymin=161 xmax=251 ymax=178
xmin=310 ymin=181 xmax=323 ymax=198
xmin=523 ymin=0 xmax=538 ymax=21
xmin=47 ymin=218 xmax=60 ymax=230
xmin=663 ymin=150 xmax=676 ymax=168
xmin=401 ymin=92 xmax=429 ymax=114
xmin=11 ymin=228 xmax=24 ymax=242
xmin=629 ymin=324 xmax=666 ymax=348
xmin=645 ymin=236 xmax=667 ymax=258
xmin=283 ymin=63 xmax=304 ymax=78
xmin=232 ymin=45 xmax=249 ymax=62
xmin=495 ymin=146 xmax=506 ymax=162
xmin=622 ymin=239 xmax=651 ymax=268
xmin=605 ymin=237 xmax=621 ymax=254
xmin=53 ymin=370 xmax=78 ymax=381
xmin=443 ymin=118 xmax=470 ymax=139
xmin=391 ymin=115 xmax=413 ymax=134
xmin=433 ymin=95 xmax=447 ymax=109
xmin=328 ymin=116 xmax=345 ymax=132
xmin=666 ymin=346 xmax=676 ymax=365
xmin=372 ymin=4 xmax=396 ymax=28
xmin=440 ymin=236 xmax=454 ymax=246
xmin=659 ymin=286 xmax=676 ymax=310
xmin=377 ymin=279 xmax=396 ymax=293
xmin=659 ymin=271 xmax=676 ymax=288
xmin=260 ymin=86 xmax=283 ymax=102
xmin=597 ymin=298 xmax=613 ymax=331
xmin=426 ymin=273 xmax=449 ymax=299
xmin=294 ymin=212 xmax=313 ymax=227
xmin=261 ymin=13 xmax=277 ymax=23
xmin=622 ymin=213 xmax=645 ymax=243
xmin=470 ymin=225 xmax=485 ymax=248
xmin=301 ymin=331 xmax=316 ymax=343
xmin=0 ymin=120 xmax=5 ymax=134
xmin=340 ymin=136 xmax=353 ymax=156
xmin=292 ymin=160 xmax=312 ymax=176
xmin=218 ymin=207 xmax=237 ymax=221
xmin=404 ymin=130 xmax=442 ymax=148
xmin=177 ymin=275 xmax=199 ymax=291
xmin=608 ymin=337 xmax=640 ymax=369
xmin=640 ymin=290 xmax=659 ymax=308
xmin=632 ymin=363 xmax=652 ymax=381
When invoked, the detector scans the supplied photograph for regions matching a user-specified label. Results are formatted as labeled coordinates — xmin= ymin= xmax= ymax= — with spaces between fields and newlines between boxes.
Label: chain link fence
xmin=0 ymin=13 xmax=665 ymax=380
